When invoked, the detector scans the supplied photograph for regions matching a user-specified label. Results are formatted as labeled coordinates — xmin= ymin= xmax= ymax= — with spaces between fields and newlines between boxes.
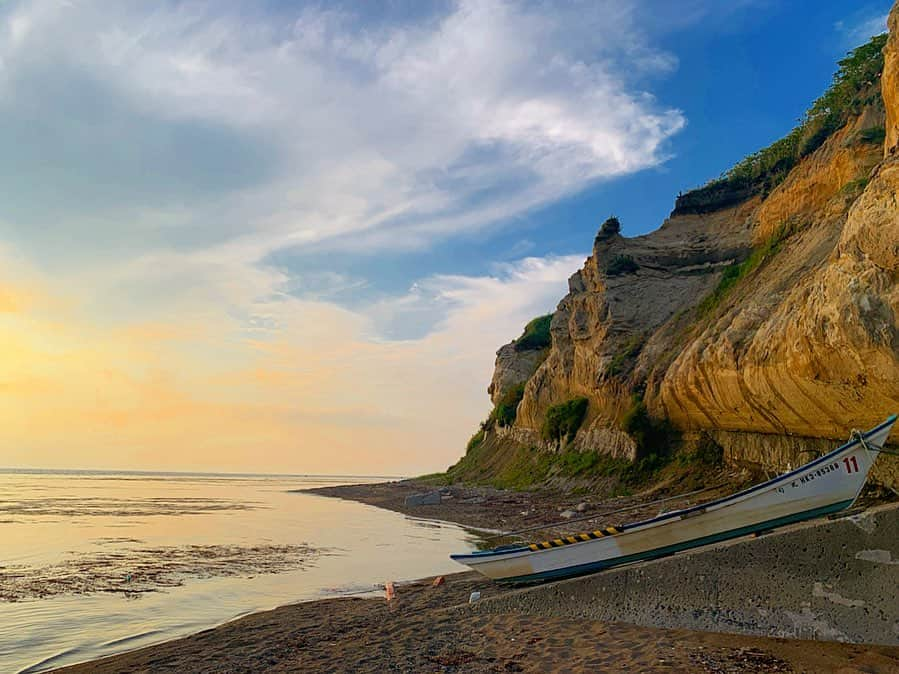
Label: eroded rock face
xmin=753 ymin=108 xmax=885 ymax=244
xmin=655 ymin=118 xmax=890 ymax=440
xmin=884 ymin=4 xmax=899 ymax=155
xmin=840 ymin=161 xmax=899 ymax=273
xmin=516 ymin=202 xmax=753 ymax=443
xmin=488 ymin=342 xmax=547 ymax=406
xmin=653 ymin=24 xmax=898 ymax=453
xmin=475 ymin=6 xmax=899 ymax=487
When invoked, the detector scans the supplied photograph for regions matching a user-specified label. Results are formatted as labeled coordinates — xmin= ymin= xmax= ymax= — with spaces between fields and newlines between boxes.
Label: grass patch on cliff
xmin=616 ymin=395 xmax=683 ymax=484
xmin=514 ymin=314 xmax=553 ymax=351
xmin=442 ymin=420 xmax=720 ymax=494
xmin=466 ymin=428 xmax=486 ymax=453
xmin=446 ymin=436 xmax=552 ymax=490
xmin=676 ymin=33 xmax=887 ymax=214
xmin=490 ymin=451 xmax=554 ymax=490
xmin=541 ymin=397 xmax=589 ymax=445
xmin=841 ymin=176 xmax=870 ymax=195
xmin=696 ymin=221 xmax=796 ymax=317
xmin=562 ymin=450 xmax=630 ymax=479
xmin=454 ymin=397 xmax=684 ymax=490
xmin=605 ymin=254 xmax=639 ymax=276
xmin=605 ymin=334 xmax=644 ymax=378
xmin=696 ymin=262 xmax=750 ymax=317
xmin=477 ymin=383 xmax=526 ymax=434
xmin=446 ymin=442 xmax=700 ymax=493
xmin=489 ymin=383 xmax=526 ymax=428
xmin=847 ymin=125 xmax=886 ymax=146
xmin=447 ymin=435 xmax=634 ymax=492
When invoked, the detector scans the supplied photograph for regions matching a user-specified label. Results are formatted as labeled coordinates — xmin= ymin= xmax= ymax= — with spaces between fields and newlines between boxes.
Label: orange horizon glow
xmin=1 ymin=248 xmax=578 ymax=476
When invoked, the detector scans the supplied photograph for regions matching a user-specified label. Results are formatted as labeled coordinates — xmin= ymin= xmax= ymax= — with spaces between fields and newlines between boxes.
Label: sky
xmin=0 ymin=0 xmax=892 ymax=475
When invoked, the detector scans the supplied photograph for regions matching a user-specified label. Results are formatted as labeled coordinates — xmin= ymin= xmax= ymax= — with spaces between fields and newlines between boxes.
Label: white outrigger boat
xmin=451 ymin=415 xmax=897 ymax=584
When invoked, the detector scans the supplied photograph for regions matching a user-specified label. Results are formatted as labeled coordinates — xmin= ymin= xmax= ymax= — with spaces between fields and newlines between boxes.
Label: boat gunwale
xmin=450 ymin=414 xmax=896 ymax=562
xmin=491 ymin=498 xmax=855 ymax=584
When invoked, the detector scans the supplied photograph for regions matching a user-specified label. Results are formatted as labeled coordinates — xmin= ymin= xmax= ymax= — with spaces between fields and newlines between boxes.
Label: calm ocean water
xmin=0 ymin=469 xmax=486 ymax=673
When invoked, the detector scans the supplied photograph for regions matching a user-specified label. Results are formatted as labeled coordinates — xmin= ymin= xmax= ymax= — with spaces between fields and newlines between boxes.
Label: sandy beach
xmin=48 ymin=482 xmax=899 ymax=674
xmin=53 ymin=571 xmax=899 ymax=673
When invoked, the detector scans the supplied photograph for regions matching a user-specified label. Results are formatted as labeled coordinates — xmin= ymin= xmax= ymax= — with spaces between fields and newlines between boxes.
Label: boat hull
xmin=450 ymin=416 xmax=896 ymax=584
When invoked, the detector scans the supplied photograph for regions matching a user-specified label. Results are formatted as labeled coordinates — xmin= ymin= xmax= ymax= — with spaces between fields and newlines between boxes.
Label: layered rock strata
xmin=480 ymin=13 xmax=899 ymax=487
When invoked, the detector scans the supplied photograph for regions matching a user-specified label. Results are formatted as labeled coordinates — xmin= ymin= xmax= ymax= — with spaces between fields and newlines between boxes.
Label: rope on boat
xmin=851 ymin=430 xmax=899 ymax=457
xmin=484 ymin=483 xmax=726 ymax=543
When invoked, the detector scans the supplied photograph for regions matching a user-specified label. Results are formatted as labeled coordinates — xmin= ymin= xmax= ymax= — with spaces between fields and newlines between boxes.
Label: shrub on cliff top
xmin=514 ymin=314 xmax=553 ymax=351
xmin=597 ymin=216 xmax=621 ymax=239
xmin=801 ymin=34 xmax=888 ymax=155
xmin=677 ymin=33 xmax=888 ymax=212
xmin=541 ymin=397 xmax=589 ymax=444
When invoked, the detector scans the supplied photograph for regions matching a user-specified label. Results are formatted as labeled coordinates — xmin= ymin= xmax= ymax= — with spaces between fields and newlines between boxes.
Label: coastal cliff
xmin=454 ymin=18 xmax=899 ymax=490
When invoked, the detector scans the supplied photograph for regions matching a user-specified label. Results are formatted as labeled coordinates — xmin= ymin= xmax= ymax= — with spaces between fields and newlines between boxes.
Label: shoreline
xmin=49 ymin=481 xmax=899 ymax=673
xmin=297 ymin=477 xmax=754 ymax=543
xmin=51 ymin=570 xmax=899 ymax=673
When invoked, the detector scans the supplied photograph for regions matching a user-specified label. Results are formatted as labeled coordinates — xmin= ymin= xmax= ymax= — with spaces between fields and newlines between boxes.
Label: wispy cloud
xmin=835 ymin=11 xmax=888 ymax=46
xmin=0 ymin=1 xmax=688 ymax=471
xmin=0 ymin=0 xmax=683 ymax=266
xmin=367 ymin=254 xmax=584 ymax=341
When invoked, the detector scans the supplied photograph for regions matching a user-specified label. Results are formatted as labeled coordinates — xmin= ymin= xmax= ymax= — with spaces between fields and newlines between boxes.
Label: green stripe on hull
xmin=498 ymin=499 xmax=854 ymax=585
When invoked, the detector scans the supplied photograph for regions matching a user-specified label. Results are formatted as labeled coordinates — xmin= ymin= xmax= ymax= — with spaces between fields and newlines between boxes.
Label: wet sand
xmin=299 ymin=478 xmax=753 ymax=542
xmin=53 ymin=572 xmax=899 ymax=673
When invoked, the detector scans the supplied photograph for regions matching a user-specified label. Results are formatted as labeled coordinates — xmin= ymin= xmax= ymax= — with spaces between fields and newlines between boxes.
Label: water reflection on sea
xmin=0 ymin=470 xmax=486 ymax=673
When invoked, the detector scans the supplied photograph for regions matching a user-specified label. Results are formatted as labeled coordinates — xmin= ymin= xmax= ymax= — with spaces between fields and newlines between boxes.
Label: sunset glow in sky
xmin=1 ymin=0 xmax=890 ymax=474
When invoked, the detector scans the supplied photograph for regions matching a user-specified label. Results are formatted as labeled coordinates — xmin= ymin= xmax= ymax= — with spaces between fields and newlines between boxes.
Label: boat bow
xmin=450 ymin=415 xmax=897 ymax=584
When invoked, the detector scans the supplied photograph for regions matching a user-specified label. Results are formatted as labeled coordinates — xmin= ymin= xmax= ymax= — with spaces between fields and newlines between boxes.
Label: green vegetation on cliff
xmin=594 ymin=215 xmax=621 ymax=242
xmin=490 ymin=383 xmax=525 ymax=427
xmin=850 ymin=124 xmax=886 ymax=145
xmin=605 ymin=254 xmax=639 ymax=276
xmin=440 ymin=32 xmax=894 ymax=498
xmin=446 ymin=434 xmax=627 ymax=492
xmin=605 ymin=334 xmax=644 ymax=377
xmin=442 ymin=429 xmax=724 ymax=493
xmin=541 ymin=397 xmax=589 ymax=444
xmin=465 ymin=428 xmax=485 ymax=453
xmin=619 ymin=395 xmax=681 ymax=477
xmin=697 ymin=220 xmax=798 ymax=316
xmin=514 ymin=314 xmax=553 ymax=351
xmin=676 ymin=34 xmax=888 ymax=214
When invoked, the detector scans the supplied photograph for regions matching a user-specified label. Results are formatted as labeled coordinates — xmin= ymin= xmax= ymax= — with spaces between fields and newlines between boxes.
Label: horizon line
xmin=0 ymin=466 xmax=409 ymax=480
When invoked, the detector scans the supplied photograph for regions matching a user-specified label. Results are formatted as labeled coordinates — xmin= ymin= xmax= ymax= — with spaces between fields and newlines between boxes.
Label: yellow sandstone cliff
xmin=468 ymin=7 xmax=899 ymax=489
